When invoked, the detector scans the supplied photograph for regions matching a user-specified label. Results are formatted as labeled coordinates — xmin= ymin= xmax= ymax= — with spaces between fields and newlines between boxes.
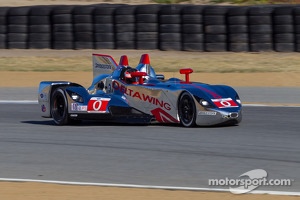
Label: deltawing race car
xmin=38 ymin=53 xmax=242 ymax=127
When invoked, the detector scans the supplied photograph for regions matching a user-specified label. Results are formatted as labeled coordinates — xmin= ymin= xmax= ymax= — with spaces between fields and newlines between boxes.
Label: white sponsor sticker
xmin=71 ymin=103 xmax=87 ymax=111
xmin=198 ymin=111 xmax=217 ymax=116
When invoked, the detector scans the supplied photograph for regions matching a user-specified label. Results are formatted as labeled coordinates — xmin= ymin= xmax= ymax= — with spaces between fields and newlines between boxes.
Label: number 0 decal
xmin=87 ymin=97 xmax=110 ymax=112
xmin=211 ymin=98 xmax=238 ymax=108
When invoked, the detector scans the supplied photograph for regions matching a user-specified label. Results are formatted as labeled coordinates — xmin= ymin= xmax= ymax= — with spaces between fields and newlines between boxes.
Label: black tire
xmin=273 ymin=25 xmax=293 ymax=33
xmin=248 ymin=16 xmax=272 ymax=25
xmin=73 ymin=15 xmax=93 ymax=24
xmin=95 ymin=41 xmax=115 ymax=49
xmin=0 ymin=25 xmax=6 ymax=34
xmin=203 ymin=6 xmax=229 ymax=15
xmin=7 ymin=33 xmax=27 ymax=42
xmin=94 ymin=16 xmax=114 ymax=24
xmin=159 ymin=42 xmax=181 ymax=51
xmin=53 ymin=41 xmax=74 ymax=49
xmin=116 ymin=32 xmax=135 ymax=41
xmin=51 ymin=88 xmax=70 ymax=125
xmin=8 ymin=42 xmax=27 ymax=49
xmin=182 ymin=33 xmax=203 ymax=43
xmin=53 ymin=32 xmax=73 ymax=41
xmin=29 ymin=33 xmax=51 ymax=41
xmin=274 ymin=33 xmax=294 ymax=43
xmin=136 ymin=4 xmax=161 ymax=14
xmin=228 ymin=25 xmax=248 ymax=33
xmin=273 ymin=15 xmax=293 ymax=25
xmin=94 ymin=24 xmax=114 ymax=33
xmin=94 ymin=33 xmax=114 ymax=42
xmin=160 ymin=33 xmax=181 ymax=42
xmin=8 ymin=16 xmax=28 ymax=25
xmin=0 ymin=16 xmax=6 ymax=25
xmin=29 ymin=16 xmax=50 ymax=25
xmin=182 ymin=24 xmax=203 ymax=34
xmin=74 ymin=23 xmax=93 ymax=32
xmin=205 ymin=43 xmax=227 ymax=52
xmin=136 ymin=41 xmax=158 ymax=50
xmin=8 ymin=25 xmax=27 ymax=33
xmin=183 ymin=43 xmax=204 ymax=52
xmin=8 ymin=6 xmax=31 ymax=16
xmin=205 ymin=34 xmax=226 ymax=43
xmin=75 ymin=42 xmax=94 ymax=49
xmin=182 ymin=14 xmax=203 ymax=24
xmin=28 ymin=41 xmax=51 ymax=49
xmin=159 ymin=5 xmax=184 ymax=15
xmin=229 ymin=43 xmax=249 ymax=52
xmin=204 ymin=15 xmax=226 ymax=25
xmin=228 ymin=16 xmax=247 ymax=25
xmin=74 ymin=32 xmax=93 ymax=42
xmin=229 ymin=34 xmax=248 ymax=43
xmin=250 ymin=34 xmax=272 ymax=43
xmin=178 ymin=92 xmax=196 ymax=127
xmin=29 ymin=25 xmax=51 ymax=33
xmin=205 ymin=25 xmax=226 ymax=34
xmin=136 ymin=32 xmax=158 ymax=42
xmin=136 ymin=14 xmax=158 ymax=23
xmin=29 ymin=5 xmax=54 ymax=16
xmin=274 ymin=43 xmax=295 ymax=52
xmin=116 ymin=41 xmax=135 ymax=49
xmin=160 ymin=24 xmax=180 ymax=33
xmin=248 ymin=6 xmax=274 ymax=15
xmin=159 ymin=15 xmax=181 ymax=24
xmin=115 ymin=15 xmax=135 ymax=24
xmin=250 ymin=43 xmax=273 ymax=52
xmin=136 ymin=23 xmax=158 ymax=32
xmin=53 ymin=24 xmax=73 ymax=32
xmin=115 ymin=23 xmax=135 ymax=32
xmin=52 ymin=14 xmax=72 ymax=24
xmin=249 ymin=25 xmax=272 ymax=34
xmin=114 ymin=5 xmax=136 ymax=15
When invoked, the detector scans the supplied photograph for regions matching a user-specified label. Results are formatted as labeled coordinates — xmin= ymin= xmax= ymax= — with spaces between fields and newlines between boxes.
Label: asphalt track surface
xmin=0 ymin=88 xmax=300 ymax=193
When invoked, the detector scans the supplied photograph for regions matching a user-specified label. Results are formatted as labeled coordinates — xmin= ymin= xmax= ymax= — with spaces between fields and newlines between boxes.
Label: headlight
xmin=71 ymin=93 xmax=84 ymax=103
xmin=199 ymin=99 xmax=212 ymax=107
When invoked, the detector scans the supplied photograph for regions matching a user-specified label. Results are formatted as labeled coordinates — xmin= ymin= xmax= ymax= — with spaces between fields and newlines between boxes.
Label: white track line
xmin=0 ymin=100 xmax=38 ymax=104
xmin=0 ymin=178 xmax=299 ymax=196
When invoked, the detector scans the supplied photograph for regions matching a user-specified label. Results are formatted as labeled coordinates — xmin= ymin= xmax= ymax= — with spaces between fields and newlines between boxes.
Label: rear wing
xmin=92 ymin=54 xmax=118 ymax=78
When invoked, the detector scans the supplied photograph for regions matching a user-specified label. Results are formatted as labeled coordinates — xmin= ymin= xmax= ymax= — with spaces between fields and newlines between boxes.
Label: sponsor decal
xmin=112 ymin=80 xmax=171 ymax=111
xmin=198 ymin=111 xmax=217 ymax=116
xmin=95 ymin=63 xmax=112 ymax=69
xmin=212 ymin=98 xmax=238 ymax=108
xmin=41 ymin=104 xmax=46 ymax=112
xmin=39 ymin=93 xmax=47 ymax=100
xmin=87 ymin=97 xmax=110 ymax=113
xmin=208 ymin=169 xmax=293 ymax=194
xmin=151 ymin=108 xmax=179 ymax=123
xmin=71 ymin=103 xmax=87 ymax=111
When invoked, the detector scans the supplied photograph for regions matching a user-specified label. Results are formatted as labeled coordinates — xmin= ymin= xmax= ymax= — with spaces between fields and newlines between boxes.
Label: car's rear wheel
xmin=178 ymin=92 xmax=196 ymax=127
xmin=51 ymin=88 xmax=70 ymax=125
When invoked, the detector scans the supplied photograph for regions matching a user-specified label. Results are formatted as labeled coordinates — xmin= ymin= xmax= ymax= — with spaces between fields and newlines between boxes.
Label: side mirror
xmin=131 ymin=71 xmax=148 ymax=84
xmin=179 ymin=68 xmax=193 ymax=83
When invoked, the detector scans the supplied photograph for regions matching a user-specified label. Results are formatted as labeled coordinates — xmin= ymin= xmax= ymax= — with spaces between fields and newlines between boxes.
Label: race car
xmin=38 ymin=53 xmax=242 ymax=127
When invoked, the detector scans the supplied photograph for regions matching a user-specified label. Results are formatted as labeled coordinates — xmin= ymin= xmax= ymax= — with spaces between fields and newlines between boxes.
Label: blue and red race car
xmin=38 ymin=53 xmax=242 ymax=127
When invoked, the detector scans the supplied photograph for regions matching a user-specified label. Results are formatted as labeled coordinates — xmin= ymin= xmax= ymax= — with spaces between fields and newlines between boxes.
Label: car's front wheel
xmin=178 ymin=92 xmax=196 ymax=127
xmin=51 ymin=88 xmax=70 ymax=125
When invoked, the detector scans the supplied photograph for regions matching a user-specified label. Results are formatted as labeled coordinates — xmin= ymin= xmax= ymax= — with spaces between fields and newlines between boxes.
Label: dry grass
xmin=1 ymin=51 xmax=300 ymax=73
